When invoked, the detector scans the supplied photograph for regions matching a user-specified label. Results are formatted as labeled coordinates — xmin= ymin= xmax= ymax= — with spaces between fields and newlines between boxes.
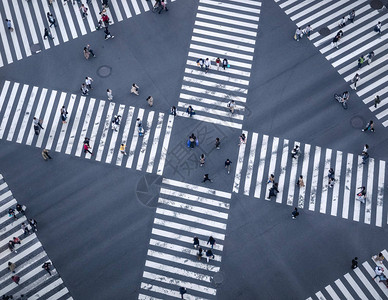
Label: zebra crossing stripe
xmin=178 ymin=101 xmax=243 ymax=120
xmin=365 ymin=158 xmax=374 ymax=224
xmin=7 ymin=84 xmax=29 ymax=141
xmin=56 ymin=94 xmax=76 ymax=153
xmin=330 ymin=151 xmax=342 ymax=216
xmin=287 ymin=141 xmax=299 ymax=206
xmin=315 ymin=291 xmax=327 ymax=300
xmin=52 ymin=0 xmax=69 ymax=42
xmin=45 ymin=92 xmax=67 ymax=150
xmin=86 ymin=100 xmax=105 ymax=160
xmin=198 ymin=6 xmax=260 ymax=22
xmin=335 ymin=278 xmax=354 ymax=300
xmin=70 ymin=1 xmax=87 ymax=36
xmin=182 ymin=84 xmax=247 ymax=102
xmin=233 ymin=131 xmax=248 ymax=193
xmin=138 ymin=293 xmax=163 ymax=300
xmin=296 ymin=1 xmax=347 ymax=27
xmin=47 ymin=287 xmax=71 ymax=300
xmin=41 ymin=0 xmax=59 ymax=46
xmin=61 ymin=1 xmax=78 ymax=39
xmin=276 ymin=139 xmax=289 ymax=203
xmin=11 ymin=0 xmax=32 ymax=57
xmin=4 ymin=1 xmax=22 ymax=59
xmin=253 ymin=134 xmax=268 ymax=198
xmin=96 ymin=102 xmax=115 ymax=161
xmin=116 ymin=106 xmax=135 ymax=166
xmin=65 ymin=96 xmax=86 ymax=155
xmin=140 ymin=282 xmax=207 ymax=300
xmin=342 ymin=153 xmax=353 ymax=219
xmin=353 ymin=267 xmax=380 ymax=300
xmin=136 ymin=111 xmax=155 ymax=170
xmin=127 ymin=108 xmax=144 ymax=168
xmin=29 ymin=278 xmax=64 ymax=299
xmin=362 ymin=262 xmax=388 ymax=297
xmin=298 ymin=144 xmax=310 ymax=209
xmin=260 ymin=136 xmax=278 ymax=200
xmin=106 ymin=104 xmax=126 ymax=164
xmin=146 ymin=112 xmax=164 ymax=173
xmin=157 ymin=114 xmax=174 ymax=175
xmin=75 ymin=98 xmax=97 ymax=157
xmin=31 ymin=0 xmax=50 ymax=50
xmin=325 ymin=285 xmax=340 ymax=300
xmin=0 ymin=81 xmax=10 ymax=114
xmin=26 ymin=88 xmax=48 ymax=146
xmin=0 ymin=10 xmax=12 ymax=64
xmin=111 ymin=0 xmax=124 ymax=22
xmin=344 ymin=273 xmax=369 ymax=300
xmin=36 ymin=90 xmax=58 ymax=148
xmin=0 ymin=82 xmax=19 ymax=139
xmin=200 ymin=0 xmax=260 ymax=13
xmin=192 ymin=27 xmax=255 ymax=45
xmin=309 ymin=146 xmax=321 ymax=210
xmin=377 ymin=161 xmax=385 ymax=227
xmin=353 ymin=156 xmax=364 ymax=222
xmin=319 ymin=148 xmax=332 ymax=214
xmin=243 ymin=132 xmax=258 ymax=196
xmin=196 ymin=12 xmax=258 ymax=29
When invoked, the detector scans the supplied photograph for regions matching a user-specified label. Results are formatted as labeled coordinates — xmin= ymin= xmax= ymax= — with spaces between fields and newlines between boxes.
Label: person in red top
xmin=102 ymin=14 xmax=109 ymax=27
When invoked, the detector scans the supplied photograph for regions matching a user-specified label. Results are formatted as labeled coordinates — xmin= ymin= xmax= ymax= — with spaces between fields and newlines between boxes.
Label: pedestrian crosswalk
xmin=0 ymin=0 xmax=175 ymax=68
xmin=274 ymin=0 xmax=388 ymax=127
xmin=233 ymin=131 xmax=386 ymax=227
xmin=175 ymin=0 xmax=262 ymax=129
xmin=0 ymin=80 xmax=174 ymax=175
xmin=0 ymin=174 xmax=73 ymax=300
xmin=308 ymin=249 xmax=388 ymax=300
xmin=138 ymin=178 xmax=231 ymax=299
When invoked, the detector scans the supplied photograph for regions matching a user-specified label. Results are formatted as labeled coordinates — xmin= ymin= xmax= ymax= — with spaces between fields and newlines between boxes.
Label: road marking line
xmin=65 ymin=96 xmax=85 ymax=155
xmin=95 ymin=102 xmax=115 ymax=161
xmin=146 ymin=112 xmax=164 ymax=173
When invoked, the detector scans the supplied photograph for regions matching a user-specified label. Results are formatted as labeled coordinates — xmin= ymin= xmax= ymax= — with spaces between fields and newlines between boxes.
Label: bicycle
xmin=334 ymin=93 xmax=348 ymax=109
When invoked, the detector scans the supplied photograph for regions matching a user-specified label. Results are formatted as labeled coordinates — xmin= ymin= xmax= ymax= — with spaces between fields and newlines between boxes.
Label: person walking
xmin=291 ymin=207 xmax=299 ymax=219
xmin=362 ymin=120 xmax=375 ymax=132
xmin=11 ymin=275 xmax=20 ymax=284
xmin=227 ymin=100 xmax=236 ymax=114
xmin=79 ymin=4 xmax=88 ymax=19
xmin=367 ymin=51 xmax=375 ymax=65
xmin=8 ymin=262 xmax=16 ymax=273
xmin=16 ymin=204 xmax=25 ymax=214
xmin=193 ymin=236 xmax=199 ymax=249
xmin=29 ymin=218 xmax=38 ymax=231
xmin=42 ymin=149 xmax=52 ymax=160
xmin=294 ymin=27 xmax=303 ymax=41
xmin=331 ymin=34 xmax=339 ymax=49
xmin=373 ymin=252 xmax=385 ymax=264
xmin=170 ymin=106 xmax=176 ymax=117
xmin=374 ymin=21 xmax=382 ymax=35
xmin=363 ymin=144 xmax=369 ymax=153
xmin=352 ymin=73 xmax=360 ymax=90
xmin=296 ymin=175 xmax=305 ymax=187
xmin=199 ymin=154 xmax=205 ymax=166
xmin=197 ymin=247 xmax=203 ymax=260
xmin=159 ymin=0 xmax=168 ymax=13
xmin=137 ymin=118 xmax=145 ymax=136
xmin=372 ymin=265 xmax=384 ymax=279
xmin=43 ymin=28 xmax=54 ymax=40
xmin=146 ymin=96 xmax=154 ymax=107
xmin=42 ymin=262 xmax=52 ymax=275
xmin=8 ymin=241 xmax=16 ymax=253
xmin=8 ymin=208 xmax=17 ymax=220
xmin=374 ymin=95 xmax=380 ymax=108
xmin=61 ymin=106 xmax=68 ymax=123
xmin=357 ymin=56 xmax=364 ymax=70
xmin=81 ymin=83 xmax=89 ymax=95
xmin=291 ymin=145 xmax=300 ymax=158
xmin=348 ymin=10 xmax=355 ymax=23
xmin=338 ymin=16 xmax=347 ymax=28
xmin=83 ymin=47 xmax=90 ymax=60
xmin=179 ymin=287 xmax=187 ymax=299
xmin=83 ymin=142 xmax=93 ymax=155
xmin=85 ymin=77 xmax=93 ymax=89
xmin=304 ymin=24 xmax=313 ymax=39
xmin=267 ymin=182 xmax=279 ymax=199
xmin=239 ymin=133 xmax=246 ymax=145
xmin=356 ymin=186 xmax=366 ymax=203
xmin=86 ymin=44 xmax=96 ymax=57
xmin=207 ymin=236 xmax=216 ymax=249
xmin=204 ymin=58 xmax=211 ymax=73
xmin=225 ymin=159 xmax=232 ymax=174
xmin=215 ymin=137 xmax=220 ymax=149
xmin=101 ymin=14 xmax=110 ymax=27
xmin=120 ymin=143 xmax=127 ymax=156
xmin=186 ymin=105 xmax=195 ymax=117
xmin=33 ymin=117 xmax=44 ymax=135
xmin=47 ymin=12 xmax=57 ymax=27
xmin=328 ymin=168 xmax=335 ymax=187
xmin=104 ymin=27 xmax=114 ymax=40
xmin=111 ymin=115 xmax=121 ymax=131
xmin=222 ymin=58 xmax=228 ymax=70
xmin=361 ymin=151 xmax=369 ymax=164
xmin=206 ymin=249 xmax=215 ymax=263
xmin=5 ymin=19 xmax=13 ymax=31
xmin=131 ymin=83 xmax=139 ymax=95
xmin=13 ymin=237 xmax=21 ymax=245
xmin=21 ymin=222 xmax=30 ymax=235
xmin=215 ymin=57 xmax=221 ymax=70
xmin=197 ymin=58 xmax=204 ymax=69
xmin=351 ymin=257 xmax=358 ymax=269
xmin=267 ymin=174 xmax=275 ymax=184
xmin=188 ymin=133 xmax=196 ymax=148
xmin=107 ymin=89 xmax=113 ymax=101
xmin=202 ymin=174 xmax=212 ymax=183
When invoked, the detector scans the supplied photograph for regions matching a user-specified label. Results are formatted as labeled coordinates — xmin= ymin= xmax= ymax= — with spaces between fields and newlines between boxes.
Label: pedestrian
xmin=8 ymin=241 xmax=16 ymax=253
xmin=294 ymin=27 xmax=303 ymax=41
xmin=215 ymin=137 xmax=220 ymax=149
xmin=5 ymin=19 xmax=13 ymax=31
xmin=85 ymin=77 xmax=93 ymax=89
xmin=81 ymin=83 xmax=89 ymax=95
xmin=363 ymin=144 xmax=369 ymax=153
xmin=206 ymin=249 xmax=215 ymax=263
xmin=291 ymin=145 xmax=299 ymax=158
xmin=16 ymin=203 xmax=25 ymax=214
xmin=227 ymin=100 xmax=236 ymax=114
xmin=373 ymin=266 xmax=384 ymax=279
xmin=215 ymin=57 xmax=221 ymax=70
xmin=267 ymin=174 xmax=275 ymax=184
xmin=146 ymin=96 xmax=154 ymax=107
xmin=374 ymin=95 xmax=380 ymax=108
xmin=356 ymin=186 xmax=366 ymax=203
xmin=186 ymin=105 xmax=195 ymax=117
xmin=193 ymin=236 xmax=199 ymax=248
xmin=11 ymin=275 xmax=20 ymax=284
xmin=21 ymin=222 xmax=30 ymax=235
xmin=197 ymin=247 xmax=203 ymax=260
xmin=296 ymin=175 xmax=305 ymax=187
xmin=80 ymin=4 xmax=88 ymax=19
xmin=362 ymin=120 xmax=375 ymax=132
xmin=348 ymin=10 xmax=355 ymax=23
xmin=120 ymin=143 xmax=127 ymax=156
xmin=338 ymin=16 xmax=347 ymax=28
xmin=104 ymin=27 xmax=114 ymax=40
xmin=351 ymin=257 xmax=358 ymax=269
xmin=107 ymin=89 xmax=113 ymax=101
xmin=357 ymin=56 xmax=364 ymax=69
xmin=373 ymin=252 xmax=385 ymax=264
xmin=367 ymin=51 xmax=374 ymax=65
xmin=8 ymin=208 xmax=17 ymax=220
xmin=361 ymin=151 xmax=369 ymax=164
xmin=207 ymin=236 xmax=216 ymax=248
xmin=102 ymin=0 xmax=109 ymax=8
xmin=61 ymin=106 xmax=68 ymax=123
xmin=267 ymin=182 xmax=279 ymax=199
xmin=328 ymin=167 xmax=335 ymax=187
xmin=111 ymin=115 xmax=121 ymax=131
xmin=83 ymin=142 xmax=93 ymax=155
xmin=204 ymin=58 xmax=210 ymax=73
xmin=374 ymin=21 xmax=382 ymax=35
xmin=291 ymin=207 xmax=299 ymax=219
xmin=159 ymin=0 xmax=168 ymax=13
xmin=13 ymin=237 xmax=21 ymax=245
xmin=196 ymin=58 xmax=204 ymax=69
xmin=203 ymin=174 xmax=212 ymax=183
xmin=29 ymin=218 xmax=38 ymax=231
xmin=43 ymin=28 xmax=54 ymax=40
xmin=8 ymin=262 xmax=16 ymax=273
xmin=188 ymin=133 xmax=196 ymax=148
xmin=179 ymin=287 xmax=187 ymax=299
xmin=199 ymin=154 xmax=205 ymax=166
xmin=95 ymin=19 xmax=103 ymax=30
xmin=33 ymin=117 xmax=44 ymax=135
xmin=352 ymin=73 xmax=360 ymax=90
xmin=304 ymin=24 xmax=313 ymax=39
xmin=222 ymin=58 xmax=228 ymax=70
xmin=83 ymin=47 xmax=90 ymax=60
xmin=42 ymin=262 xmax=52 ymax=275
xmin=47 ymin=12 xmax=57 ymax=27
xmin=225 ymin=159 xmax=232 ymax=174
xmin=101 ymin=14 xmax=110 ymax=27
xmin=331 ymin=34 xmax=339 ymax=49
xmin=137 ymin=118 xmax=145 ymax=136
xmin=239 ymin=133 xmax=246 ymax=145
xmin=131 ymin=83 xmax=139 ymax=95
xmin=86 ymin=44 xmax=96 ymax=57
xmin=170 ymin=106 xmax=176 ymax=117
xmin=336 ymin=30 xmax=344 ymax=39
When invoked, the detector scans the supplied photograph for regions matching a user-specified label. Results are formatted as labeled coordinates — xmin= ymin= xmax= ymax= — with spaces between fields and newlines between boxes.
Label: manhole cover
xmin=136 ymin=174 xmax=162 ymax=207
xmin=213 ymin=272 xmax=224 ymax=284
xmin=31 ymin=44 xmax=41 ymax=54
xmin=97 ymin=65 xmax=112 ymax=78
xmin=319 ymin=27 xmax=331 ymax=36
xmin=350 ymin=116 xmax=365 ymax=128
xmin=370 ymin=0 xmax=383 ymax=9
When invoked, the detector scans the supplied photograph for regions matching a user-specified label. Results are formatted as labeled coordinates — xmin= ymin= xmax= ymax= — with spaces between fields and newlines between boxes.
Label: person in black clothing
xmin=16 ymin=204 xmax=25 ymax=214
xmin=193 ymin=236 xmax=199 ymax=249
xmin=267 ymin=183 xmax=279 ymax=199
xmin=207 ymin=236 xmax=216 ymax=249
xmin=203 ymin=174 xmax=212 ymax=183
xmin=29 ymin=218 xmax=38 ymax=232
xmin=222 ymin=58 xmax=228 ymax=70
xmin=179 ymin=287 xmax=187 ymax=299
xmin=206 ymin=249 xmax=215 ymax=263
xmin=8 ymin=208 xmax=17 ymax=220
xmin=351 ymin=257 xmax=358 ymax=269
xmin=197 ymin=247 xmax=203 ymax=260
xmin=42 ymin=262 xmax=52 ymax=275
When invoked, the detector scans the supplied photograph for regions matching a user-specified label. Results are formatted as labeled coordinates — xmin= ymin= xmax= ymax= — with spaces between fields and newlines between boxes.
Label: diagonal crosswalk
xmin=175 ymin=0 xmax=262 ymax=129
xmin=233 ymin=130 xmax=386 ymax=227
xmin=138 ymin=178 xmax=231 ymax=299
xmin=0 ymin=80 xmax=174 ymax=175
xmin=274 ymin=0 xmax=388 ymax=127
xmin=0 ymin=0 xmax=176 ymax=68
xmin=0 ymin=174 xmax=73 ymax=300
xmin=308 ymin=249 xmax=388 ymax=300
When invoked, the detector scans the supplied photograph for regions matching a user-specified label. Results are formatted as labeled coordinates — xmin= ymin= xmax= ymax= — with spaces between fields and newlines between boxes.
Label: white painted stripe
xmin=65 ymin=96 xmax=85 ymax=155
xmin=184 ymin=67 xmax=250 ymax=85
xmin=29 ymin=278 xmax=64 ymax=299
xmin=0 ymin=233 xmax=39 ymax=263
xmin=194 ymin=20 xmax=257 ymax=37
xmin=344 ymin=273 xmax=368 ymax=300
xmin=84 ymin=2 xmax=97 ymax=32
xmin=160 ymin=188 xmax=230 ymax=209
xmin=196 ymin=12 xmax=258 ymax=29
xmin=136 ymin=111 xmax=154 ymax=170
xmin=342 ymin=153 xmax=353 ymax=219
xmin=86 ymin=100 xmax=105 ymax=159
xmin=0 ymin=190 xmax=12 ymax=202
xmin=116 ymin=106 xmax=135 ymax=166
xmin=353 ymin=267 xmax=381 ymax=300
xmin=96 ymin=102 xmax=115 ymax=161
xmin=198 ymin=6 xmax=260 ymax=22
xmin=10 ymin=0 xmax=31 ymax=57
xmin=0 ymin=182 xmax=8 ymax=192
xmin=364 ymin=158 xmax=374 ymax=224
xmin=156 ymin=114 xmax=174 ymax=175
xmin=127 ymin=109 xmax=144 ymax=168
xmin=138 ymin=293 xmax=162 ymax=300
xmin=121 ymin=0 xmax=133 ymax=18
xmin=233 ymin=131 xmax=248 ymax=193
xmin=182 ymin=84 xmax=247 ymax=102
xmin=182 ymin=79 xmax=246 ymax=97
xmin=190 ymin=43 xmax=253 ymax=61
xmin=192 ymin=27 xmax=255 ymax=45
xmin=147 ymin=249 xmax=220 ymax=272
xmin=131 ymin=0 xmax=141 ymax=15
xmin=187 ymin=59 xmax=251 ymax=77
xmin=296 ymin=1 xmax=347 ymax=28
xmin=363 ymin=262 xmax=388 ymax=297
xmin=188 ymin=52 xmax=252 ymax=70
xmin=16 ymin=86 xmax=37 ymax=144
xmin=358 ymin=74 xmax=388 ymax=98
xmin=309 ymin=146 xmax=321 ymax=211
xmin=335 ymin=278 xmax=354 ymax=300
xmin=0 ymin=82 xmax=19 ymax=139
xmin=315 ymin=291 xmax=326 ymax=300
xmin=264 ymin=137 xmax=279 ymax=197
xmin=376 ymin=106 xmax=388 ymax=120
xmin=319 ymin=148 xmax=332 ymax=214
xmin=41 ymin=0 xmax=59 ymax=46
xmin=177 ymin=109 xmax=242 ymax=129
xmin=291 ymin=0 xmax=327 ymax=21
xmin=145 ymin=260 xmax=212 ymax=282
xmin=287 ymin=141 xmax=299 ymax=206
xmin=377 ymin=161 xmax=385 ymax=227
xmin=0 ymin=9 xmax=12 ymax=63
xmin=7 ymin=85 xmax=28 ymax=141
xmin=75 ymin=98 xmax=96 ymax=157
xmin=36 ymin=90 xmax=57 ymax=148
xmin=61 ymin=1 xmax=78 ymax=39
xmin=325 ymin=285 xmax=341 ymax=300
xmin=330 ymin=151 xmax=342 ymax=216
xmin=276 ymin=139 xmax=289 ymax=203
xmin=26 ymin=88 xmax=48 ymax=146
xmin=31 ymin=0 xmax=50 ymax=49
xmin=21 ymin=0 xmax=39 ymax=44
xmin=46 ymin=287 xmax=70 ymax=300
xmin=154 ymin=218 xmax=225 ymax=240
xmin=140 ymin=282 xmax=208 ymax=300
xmin=52 ymin=0 xmax=69 ymax=42
xmin=46 ymin=92 xmax=66 ymax=150
xmin=178 ymin=101 xmax=243 ymax=120
xmin=111 ymin=0 xmax=124 ymax=21
xmin=3 ymin=0 xmax=22 ymax=59
xmin=158 ymin=197 xmax=228 ymax=220
xmin=298 ymin=144 xmax=310 ymax=209
xmin=146 ymin=113 xmax=164 ymax=173
xmin=229 ymin=0 xmax=261 ymax=7
xmin=382 ymin=119 xmax=388 ymax=127
xmin=252 ymin=134 xmax=268 ymax=198
xmin=0 ymin=81 xmax=10 ymax=117
xmin=55 ymin=94 xmax=76 ymax=152
xmin=280 ymin=0 xmax=298 ymax=8
xmin=285 ymin=0 xmax=315 ymax=15
xmin=70 ymin=1 xmax=87 ymax=36
xmin=200 ymin=0 xmax=261 ymax=13
xmin=353 ymin=156 xmax=363 ymax=222
xmin=0 ymin=197 xmax=15 ymax=214
xmin=106 ymin=104 xmax=126 ymax=163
